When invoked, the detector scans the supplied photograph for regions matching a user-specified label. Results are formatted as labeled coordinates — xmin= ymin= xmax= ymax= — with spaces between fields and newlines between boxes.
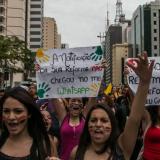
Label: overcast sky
xmin=44 ymin=0 xmax=151 ymax=47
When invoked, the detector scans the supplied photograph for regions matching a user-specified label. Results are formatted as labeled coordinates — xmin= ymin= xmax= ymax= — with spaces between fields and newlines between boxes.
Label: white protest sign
xmin=127 ymin=57 xmax=160 ymax=106
xmin=35 ymin=46 xmax=104 ymax=99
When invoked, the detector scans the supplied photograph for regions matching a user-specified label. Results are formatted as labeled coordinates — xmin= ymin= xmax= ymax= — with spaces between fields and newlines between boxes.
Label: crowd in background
xmin=0 ymin=53 xmax=160 ymax=160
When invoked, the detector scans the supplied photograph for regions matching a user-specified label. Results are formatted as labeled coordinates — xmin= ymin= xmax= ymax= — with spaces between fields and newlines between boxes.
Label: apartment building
xmin=30 ymin=0 xmax=44 ymax=51
xmin=0 ymin=0 xmax=26 ymax=40
xmin=104 ymin=25 xmax=122 ymax=84
xmin=131 ymin=0 xmax=160 ymax=57
xmin=112 ymin=43 xmax=132 ymax=86
xmin=0 ymin=0 xmax=27 ymax=87
xmin=43 ymin=17 xmax=61 ymax=50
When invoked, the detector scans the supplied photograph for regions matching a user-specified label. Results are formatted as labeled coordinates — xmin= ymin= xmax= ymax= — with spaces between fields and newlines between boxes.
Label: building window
xmin=30 ymin=18 xmax=41 ymax=21
xmin=31 ymin=11 xmax=41 ymax=15
xmin=0 ymin=17 xmax=4 ymax=22
xmin=30 ymin=31 xmax=41 ymax=35
xmin=154 ymin=21 xmax=157 ymax=25
xmin=0 ymin=26 xmax=4 ymax=32
xmin=31 ymin=5 xmax=41 ymax=8
xmin=0 ymin=7 xmax=4 ymax=14
xmin=30 ymin=45 xmax=41 ymax=48
xmin=0 ymin=0 xmax=4 ymax=5
xmin=154 ymin=37 xmax=157 ymax=41
xmin=154 ymin=29 xmax=157 ymax=33
xmin=153 ymin=12 xmax=156 ymax=17
xmin=30 ymin=24 xmax=41 ymax=28
xmin=154 ymin=45 xmax=157 ymax=49
xmin=154 ymin=53 xmax=157 ymax=56
xmin=30 ymin=38 xmax=41 ymax=42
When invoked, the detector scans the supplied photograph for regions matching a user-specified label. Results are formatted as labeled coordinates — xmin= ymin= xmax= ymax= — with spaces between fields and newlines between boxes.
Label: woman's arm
xmin=118 ymin=52 xmax=154 ymax=159
xmin=70 ymin=146 xmax=78 ymax=160
xmin=51 ymin=98 xmax=67 ymax=124
xmin=49 ymin=135 xmax=58 ymax=157
xmin=83 ymin=97 xmax=97 ymax=117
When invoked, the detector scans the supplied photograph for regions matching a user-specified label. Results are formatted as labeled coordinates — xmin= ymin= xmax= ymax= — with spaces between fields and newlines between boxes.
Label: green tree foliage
xmin=0 ymin=35 xmax=35 ymax=74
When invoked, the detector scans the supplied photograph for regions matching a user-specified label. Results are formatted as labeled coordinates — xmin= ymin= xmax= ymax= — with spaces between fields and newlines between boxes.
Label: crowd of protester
xmin=0 ymin=53 xmax=159 ymax=160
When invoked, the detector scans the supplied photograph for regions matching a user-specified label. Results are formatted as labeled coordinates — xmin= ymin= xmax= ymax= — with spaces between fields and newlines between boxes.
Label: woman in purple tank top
xmin=52 ymin=98 xmax=85 ymax=160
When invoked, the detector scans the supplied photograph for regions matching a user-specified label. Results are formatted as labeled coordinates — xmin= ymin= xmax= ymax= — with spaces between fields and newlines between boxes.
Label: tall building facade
xmin=131 ymin=0 xmax=160 ymax=57
xmin=43 ymin=17 xmax=61 ymax=50
xmin=104 ymin=25 xmax=122 ymax=84
xmin=29 ymin=0 xmax=44 ymax=51
xmin=0 ymin=0 xmax=44 ymax=86
xmin=0 ymin=0 xmax=26 ymax=40
xmin=0 ymin=0 xmax=27 ymax=87
xmin=112 ymin=43 xmax=132 ymax=86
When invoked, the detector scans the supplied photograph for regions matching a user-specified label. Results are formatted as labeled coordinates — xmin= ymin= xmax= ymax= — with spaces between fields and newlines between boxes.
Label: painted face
xmin=41 ymin=110 xmax=52 ymax=131
xmin=68 ymin=98 xmax=83 ymax=117
xmin=2 ymin=97 xmax=30 ymax=136
xmin=88 ymin=108 xmax=112 ymax=145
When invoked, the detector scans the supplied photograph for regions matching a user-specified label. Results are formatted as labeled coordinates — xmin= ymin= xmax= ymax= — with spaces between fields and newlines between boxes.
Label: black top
xmin=76 ymin=144 xmax=125 ymax=160
xmin=112 ymin=144 xmax=125 ymax=160
xmin=0 ymin=151 xmax=31 ymax=160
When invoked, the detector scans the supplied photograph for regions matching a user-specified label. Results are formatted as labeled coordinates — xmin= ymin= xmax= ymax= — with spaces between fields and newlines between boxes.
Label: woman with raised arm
xmin=70 ymin=52 xmax=154 ymax=160
xmin=0 ymin=87 xmax=58 ymax=160
xmin=52 ymin=98 xmax=85 ymax=160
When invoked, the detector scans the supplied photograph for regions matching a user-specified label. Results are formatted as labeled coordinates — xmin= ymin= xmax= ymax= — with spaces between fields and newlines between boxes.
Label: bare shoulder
xmin=70 ymin=146 xmax=78 ymax=160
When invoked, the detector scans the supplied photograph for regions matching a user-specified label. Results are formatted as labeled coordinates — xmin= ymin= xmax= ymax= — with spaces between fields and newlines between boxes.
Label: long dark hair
xmin=75 ymin=103 xmax=118 ymax=160
xmin=147 ymin=105 xmax=160 ymax=126
xmin=0 ymin=87 xmax=51 ymax=160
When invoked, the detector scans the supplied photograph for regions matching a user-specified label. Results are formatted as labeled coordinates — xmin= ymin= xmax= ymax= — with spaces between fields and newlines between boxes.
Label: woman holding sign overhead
xmin=70 ymin=52 xmax=154 ymax=160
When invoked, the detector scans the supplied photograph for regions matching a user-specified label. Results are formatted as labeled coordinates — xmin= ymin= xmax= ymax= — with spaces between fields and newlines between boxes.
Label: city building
xmin=43 ymin=17 xmax=61 ymax=50
xmin=61 ymin=43 xmax=69 ymax=49
xmin=112 ymin=43 xmax=132 ymax=86
xmin=131 ymin=0 xmax=160 ymax=57
xmin=0 ymin=0 xmax=27 ymax=87
xmin=104 ymin=25 xmax=122 ymax=84
xmin=0 ymin=0 xmax=26 ymax=40
xmin=29 ymin=0 xmax=44 ymax=51
xmin=0 ymin=0 xmax=44 ymax=87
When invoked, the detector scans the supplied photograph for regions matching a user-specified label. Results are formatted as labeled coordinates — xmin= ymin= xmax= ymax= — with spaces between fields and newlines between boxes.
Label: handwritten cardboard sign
xmin=36 ymin=46 xmax=104 ymax=99
xmin=127 ymin=57 xmax=160 ymax=106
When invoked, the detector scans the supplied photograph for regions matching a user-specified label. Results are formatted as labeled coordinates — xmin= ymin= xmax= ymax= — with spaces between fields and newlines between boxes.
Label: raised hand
xmin=126 ymin=52 xmax=154 ymax=85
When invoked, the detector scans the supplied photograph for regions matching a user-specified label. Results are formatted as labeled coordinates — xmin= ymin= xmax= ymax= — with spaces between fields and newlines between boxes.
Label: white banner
xmin=36 ymin=46 xmax=104 ymax=99
xmin=127 ymin=57 xmax=160 ymax=106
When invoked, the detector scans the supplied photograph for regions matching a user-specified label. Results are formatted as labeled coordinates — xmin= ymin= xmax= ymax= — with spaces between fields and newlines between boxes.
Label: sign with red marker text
xmin=126 ymin=57 xmax=160 ymax=106
xmin=36 ymin=46 xmax=104 ymax=99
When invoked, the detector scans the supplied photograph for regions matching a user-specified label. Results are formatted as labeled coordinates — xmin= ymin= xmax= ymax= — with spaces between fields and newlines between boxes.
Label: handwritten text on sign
xmin=36 ymin=46 xmax=104 ymax=99
xmin=127 ymin=57 xmax=160 ymax=106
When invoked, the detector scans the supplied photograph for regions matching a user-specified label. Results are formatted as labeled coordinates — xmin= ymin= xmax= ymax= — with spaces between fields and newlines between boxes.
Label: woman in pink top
xmin=52 ymin=98 xmax=85 ymax=160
